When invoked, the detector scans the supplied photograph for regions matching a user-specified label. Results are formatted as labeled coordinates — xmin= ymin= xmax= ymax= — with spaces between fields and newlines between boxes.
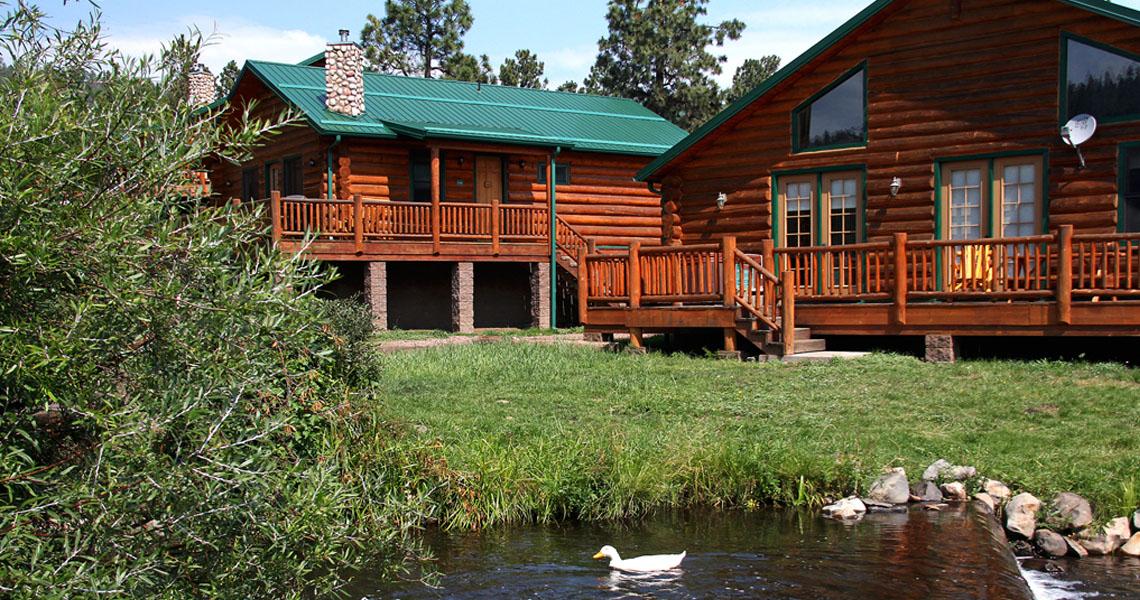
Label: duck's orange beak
xmin=592 ymin=551 xmax=605 ymax=559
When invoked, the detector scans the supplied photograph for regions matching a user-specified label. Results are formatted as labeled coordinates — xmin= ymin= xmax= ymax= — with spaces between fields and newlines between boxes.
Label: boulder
xmin=940 ymin=481 xmax=968 ymax=500
xmin=1006 ymin=493 xmax=1042 ymax=539
xmin=1034 ymin=530 xmax=1069 ymax=558
xmin=1078 ymin=517 xmax=1131 ymax=555
xmin=974 ymin=493 xmax=996 ymax=513
xmin=1121 ymin=532 xmax=1140 ymax=557
xmin=868 ymin=469 xmax=910 ymax=505
xmin=982 ymin=479 xmax=1011 ymax=501
xmin=921 ymin=459 xmax=975 ymax=481
xmin=1046 ymin=492 xmax=1093 ymax=533
xmin=911 ymin=480 xmax=943 ymax=502
xmin=1133 ymin=509 xmax=1140 ymax=533
xmin=922 ymin=459 xmax=952 ymax=480
xmin=948 ymin=465 xmax=977 ymax=480
xmin=822 ymin=496 xmax=866 ymax=520
xmin=1065 ymin=536 xmax=1089 ymax=558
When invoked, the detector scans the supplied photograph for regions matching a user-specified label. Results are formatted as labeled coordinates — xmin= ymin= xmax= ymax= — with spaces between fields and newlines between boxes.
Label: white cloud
xmin=105 ymin=16 xmax=327 ymax=75
xmin=542 ymin=45 xmax=597 ymax=86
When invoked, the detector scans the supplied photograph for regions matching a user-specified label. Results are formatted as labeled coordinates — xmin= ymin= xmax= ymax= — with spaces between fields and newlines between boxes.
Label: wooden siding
xmin=659 ymin=0 xmax=1140 ymax=248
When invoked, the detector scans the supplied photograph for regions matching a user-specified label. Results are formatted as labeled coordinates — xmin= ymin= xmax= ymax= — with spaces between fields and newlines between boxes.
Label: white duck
xmin=592 ymin=545 xmax=686 ymax=572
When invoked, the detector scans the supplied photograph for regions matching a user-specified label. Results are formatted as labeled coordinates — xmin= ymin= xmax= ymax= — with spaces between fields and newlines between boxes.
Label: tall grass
xmin=376 ymin=343 xmax=1140 ymax=529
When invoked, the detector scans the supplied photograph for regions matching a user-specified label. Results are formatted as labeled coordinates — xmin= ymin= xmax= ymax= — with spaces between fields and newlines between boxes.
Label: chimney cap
xmin=190 ymin=63 xmax=209 ymax=74
xmin=338 ymin=29 xmax=350 ymax=43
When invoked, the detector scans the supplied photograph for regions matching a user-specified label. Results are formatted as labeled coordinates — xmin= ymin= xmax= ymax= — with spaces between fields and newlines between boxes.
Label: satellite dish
xmin=1061 ymin=114 xmax=1097 ymax=168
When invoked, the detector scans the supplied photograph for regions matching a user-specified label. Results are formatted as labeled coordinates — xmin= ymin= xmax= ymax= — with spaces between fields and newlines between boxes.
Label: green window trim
xmin=932 ymin=149 xmax=1050 ymax=240
xmin=1119 ymin=141 xmax=1140 ymax=232
xmin=771 ymin=164 xmax=867 ymax=248
xmin=1058 ymin=31 xmax=1140 ymax=126
xmin=791 ymin=61 xmax=868 ymax=154
xmin=537 ymin=162 xmax=570 ymax=185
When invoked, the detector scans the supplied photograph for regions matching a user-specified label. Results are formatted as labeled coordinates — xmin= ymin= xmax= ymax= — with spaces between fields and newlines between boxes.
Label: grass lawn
xmin=375 ymin=342 xmax=1140 ymax=529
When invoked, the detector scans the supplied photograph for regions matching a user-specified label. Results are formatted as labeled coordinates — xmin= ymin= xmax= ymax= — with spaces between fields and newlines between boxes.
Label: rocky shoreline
xmin=822 ymin=459 xmax=1140 ymax=559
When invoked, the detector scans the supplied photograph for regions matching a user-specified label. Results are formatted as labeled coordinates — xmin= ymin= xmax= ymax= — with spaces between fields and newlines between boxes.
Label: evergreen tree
xmin=556 ymin=80 xmax=582 ymax=93
xmin=360 ymin=0 xmax=473 ymax=78
xmin=499 ymin=49 xmax=547 ymax=89
xmin=159 ymin=33 xmax=200 ymax=107
xmin=215 ymin=59 xmax=239 ymax=97
xmin=443 ymin=51 xmax=497 ymax=83
xmin=724 ymin=55 xmax=780 ymax=104
xmin=585 ymin=0 xmax=744 ymax=131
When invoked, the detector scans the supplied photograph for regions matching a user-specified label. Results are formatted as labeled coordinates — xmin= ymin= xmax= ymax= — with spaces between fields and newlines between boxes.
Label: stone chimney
xmin=188 ymin=64 xmax=216 ymax=107
xmin=325 ymin=29 xmax=365 ymax=117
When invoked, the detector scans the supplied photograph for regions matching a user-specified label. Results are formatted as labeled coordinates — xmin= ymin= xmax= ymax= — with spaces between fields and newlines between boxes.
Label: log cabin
xmin=578 ymin=0 xmax=1140 ymax=360
xmin=202 ymin=33 xmax=688 ymax=332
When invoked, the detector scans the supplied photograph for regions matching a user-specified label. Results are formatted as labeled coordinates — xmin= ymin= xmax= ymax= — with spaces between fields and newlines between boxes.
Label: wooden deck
xmin=579 ymin=226 xmax=1140 ymax=355
xmin=267 ymin=191 xmax=587 ymax=266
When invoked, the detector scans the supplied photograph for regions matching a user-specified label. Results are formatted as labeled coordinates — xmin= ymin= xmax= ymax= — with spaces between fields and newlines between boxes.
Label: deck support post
xmin=270 ymin=191 xmax=282 ymax=244
xmin=1057 ymin=224 xmax=1073 ymax=325
xmin=722 ymin=236 xmax=737 ymax=307
xmin=529 ymin=261 xmax=551 ymax=330
xmin=892 ymin=232 xmax=908 ymax=326
xmin=925 ymin=334 xmax=958 ymax=363
xmin=628 ymin=241 xmax=642 ymax=308
xmin=628 ymin=327 xmax=645 ymax=353
xmin=781 ymin=270 xmax=795 ymax=356
xmin=353 ymin=193 xmax=363 ymax=254
xmin=722 ymin=328 xmax=737 ymax=353
xmin=363 ymin=261 xmax=387 ymax=330
xmin=491 ymin=195 xmax=501 ymax=256
xmin=577 ymin=245 xmax=590 ymax=325
xmin=431 ymin=146 xmax=441 ymax=255
xmin=451 ymin=261 xmax=474 ymax=333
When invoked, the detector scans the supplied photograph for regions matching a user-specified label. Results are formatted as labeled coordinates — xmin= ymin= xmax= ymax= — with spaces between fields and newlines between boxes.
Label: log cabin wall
xmin=659 ymin=0 xmax=1140 ymax=247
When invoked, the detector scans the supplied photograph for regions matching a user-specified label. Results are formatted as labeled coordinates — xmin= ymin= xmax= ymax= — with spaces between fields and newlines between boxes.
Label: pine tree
xmin=443 ymin=52 xmax=497 ymax=84
xmin=585 ymin=0 xmax=744 ymax=131
xmin=216 ymin=59 xmax=239 ymax=98
xmin=556 ymin=80 xmax=582 ymax=93
xmin=724 ymin=55 xmax=780 ymax=104
xmin=499 ymin=49 xmax=547 ymax=89
xmin=360 ymin=0 xmax=473 ymax=78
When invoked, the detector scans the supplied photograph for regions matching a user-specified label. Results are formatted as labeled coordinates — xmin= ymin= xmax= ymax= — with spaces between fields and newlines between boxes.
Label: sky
xmin=38 ymin=0 xmax=1140 ymax=89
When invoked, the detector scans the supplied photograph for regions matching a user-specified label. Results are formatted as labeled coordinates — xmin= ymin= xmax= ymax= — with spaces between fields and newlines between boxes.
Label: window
xmin=793 ymin=65 xmax=866 ymax=152
xmin=537 ymin=162 xmax=570 ymax=185
xmin=1063 ymin=35 xmax=1140 ymax=123
xmin=282 ymin=156 xmax=303 ymax=197
xmin=241 ymin=168 xmax=259 ymax=202
xmin=410 ymin=150 xmax=431 ymax=202
xmin=264 ymin=161 xmax=281 ymax=198
xmin=1122 ymin=144 xmax=1140 ymax=232
xmin=939 ymin=156 xmax=1043 ymax=240
xmin=777 ymin=170 xmax=863 ymax=248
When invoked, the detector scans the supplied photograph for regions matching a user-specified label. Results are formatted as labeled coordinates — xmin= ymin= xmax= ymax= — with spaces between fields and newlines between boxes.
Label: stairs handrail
xmin=732 ymin=248 xmax=783 ymax=333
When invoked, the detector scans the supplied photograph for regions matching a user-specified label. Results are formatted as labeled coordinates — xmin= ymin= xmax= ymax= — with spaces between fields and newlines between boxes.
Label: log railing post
xmin=722 ymin=236 xmax=737 ymax=306
xmin=587 ymin=239 xmax=598 ymax=255
xmin=430 ymin=146 xmax=441 ymax=254
xmin=270 ymin=191 xmax=282 ymax=243
xmin=577 ymin=245 xmax=590 ymax=325
xmin=761 ymin=239 xmax=775 ymax=272
xmin=491 ymin=195 xmax=501 ymax=255
xmin=892 ymin=232 xmax=908 ymax=326
xmin=1057 ymin=224 xmax=1073 ymax=325
xmin=781 ymin=269 xmax=795 ymax=355
xmin=629 ymin=241 xmax=641 ymax=308
xmin=353 ymin=193 xmax=363 ymax=254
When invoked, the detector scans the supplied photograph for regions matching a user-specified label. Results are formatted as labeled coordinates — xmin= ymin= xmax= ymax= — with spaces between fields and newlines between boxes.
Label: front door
xmin=475 ymin=155 xmax=503 ymax=204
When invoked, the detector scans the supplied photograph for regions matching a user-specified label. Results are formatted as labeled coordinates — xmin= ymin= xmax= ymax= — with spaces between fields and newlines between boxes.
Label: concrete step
xmin=746 ymin=327 xmax=812 ymax=345
xmin=760 ymin=337 xmax=827 ymax=355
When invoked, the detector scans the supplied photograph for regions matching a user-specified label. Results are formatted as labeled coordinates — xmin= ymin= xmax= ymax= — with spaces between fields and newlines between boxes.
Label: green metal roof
xmin=224 ymin=60 xmax=688 ymax=156
xmin=636 ymin=0 xmax=1140 ymax=181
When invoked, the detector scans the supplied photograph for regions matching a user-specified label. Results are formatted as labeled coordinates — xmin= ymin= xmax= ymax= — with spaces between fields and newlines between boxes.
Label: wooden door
xmin=475 ymin=155 xmax=502 ymax=205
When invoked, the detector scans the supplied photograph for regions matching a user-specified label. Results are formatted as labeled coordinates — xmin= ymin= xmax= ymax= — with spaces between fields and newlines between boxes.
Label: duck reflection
xmin=603 ymin=568 xmax=685 ymax=596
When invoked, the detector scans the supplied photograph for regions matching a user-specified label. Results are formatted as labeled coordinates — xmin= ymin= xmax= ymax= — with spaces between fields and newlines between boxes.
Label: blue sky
xmin=41 ymin=0 xmax=1140 ymax=88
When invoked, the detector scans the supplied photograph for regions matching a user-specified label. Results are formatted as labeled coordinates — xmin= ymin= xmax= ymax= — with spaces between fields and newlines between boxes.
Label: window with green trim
xmin=537 ymin=162 xmax=569 ymax=185
xmin=410 ymin=150 xmax=431 ymax=202
xmin=793 ymin=66 xmax=866 ymax=152
xmin=1122 ymin=145 xmax=1140 ymax=233
xmin=240 ymin=167 xmax=259 ymax=202
xmin=1063 ymin=35 xmax=1140 ymax=122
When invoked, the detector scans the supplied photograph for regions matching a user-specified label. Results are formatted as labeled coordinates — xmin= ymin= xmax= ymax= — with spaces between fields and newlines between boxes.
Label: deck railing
xmin=270 ymin=191 xmax=550 ymax=254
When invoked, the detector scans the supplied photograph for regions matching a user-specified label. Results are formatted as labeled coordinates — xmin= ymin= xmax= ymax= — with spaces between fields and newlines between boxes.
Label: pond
xmin=345 ymin=502 xmax=1140 ymax=599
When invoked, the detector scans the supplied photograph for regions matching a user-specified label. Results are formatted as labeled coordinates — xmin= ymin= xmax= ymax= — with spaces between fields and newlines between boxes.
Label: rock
xmin=1121 ymin=532 xmax=1140 ymax=557
xmin=940 ymin=481 xmax=967 ymax=500
xmin=1006 ymin=493 xmax=1042 ymax=539
xmin=1010 ymin=540 xmax=1036 ymax=557
xmin=1065 ymin=536 xmax=1088 ymax=558
xmin=911 ymin=481 xmax=943 ymax=502
xmin=922 ymin=459 xmax=952 ymax=480
xmin=982 ymin=478 xmax=1011 ymax=501
xmin=921 ymin=459 xmax=975 ymax=481
xmin=1034 ymin=530 xmax=1069 ymax=558
xmin=1046 ymin=492 xmax=1094 ymax=533
xmin=822 ymin=496 xmax=866 ymax=520
xmin=1133 ymin=509 xmax=1140 ymax=533
xmin=861 ymin=498 xmax=893 ymax=509
xmin=868 ymin=469 xmax=910 ymax=505
xmin=1078 ymin=517 xmax=1131 ymax=555
xmin=924 ymin=503 xmax=950 ymax=512
xmin=974 ymin=493 xmax=996 ymax=513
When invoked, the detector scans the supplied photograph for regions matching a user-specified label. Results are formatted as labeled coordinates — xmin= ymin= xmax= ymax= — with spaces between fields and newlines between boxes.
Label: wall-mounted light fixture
xmin=716 ymin=192 xmax=728 ymax=210
xmin=457 ymin=156 xmax=464 ymax=166
xmin=308 ymin=158 xmax=316 ymax=167
xmin=519 ymin=160 xmax=526 ymax=169
xmin=889 ymin=177 xmax=902 ymax=198
xmin=225 ymin=180 xmax=232 ymax=188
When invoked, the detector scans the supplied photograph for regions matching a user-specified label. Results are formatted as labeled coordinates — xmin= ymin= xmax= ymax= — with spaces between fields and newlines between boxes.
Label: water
xmin=1019 ymin=556 xmax=1140 ymax=599
xmin=347 ymin=504 xmax=1053 ymax=599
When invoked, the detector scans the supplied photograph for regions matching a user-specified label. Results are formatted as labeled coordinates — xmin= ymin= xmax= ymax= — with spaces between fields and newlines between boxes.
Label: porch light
xmin=889 ymin=177 xmax=902 ymax=198
xmin=457 ymin=156 xmax=464 ymax=166
xmin=716 ymin=192 xmax=728 ymax=210
xmin=519 ymin=160 xmax=526 ymax=168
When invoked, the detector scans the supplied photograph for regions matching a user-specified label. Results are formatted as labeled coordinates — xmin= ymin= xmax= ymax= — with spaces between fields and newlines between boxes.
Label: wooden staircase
xmin=734 ymin=311 xmax=826 ymax=358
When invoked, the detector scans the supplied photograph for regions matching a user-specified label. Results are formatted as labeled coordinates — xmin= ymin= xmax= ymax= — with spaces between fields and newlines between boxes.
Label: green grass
xmin=376 ymin=343 xmax=1140 ymax=528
